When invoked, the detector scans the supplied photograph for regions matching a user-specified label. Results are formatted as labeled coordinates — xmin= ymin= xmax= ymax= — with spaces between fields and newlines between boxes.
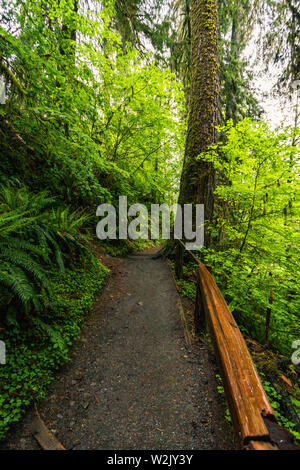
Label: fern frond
xmin=30 ymin=317 xmax=65 ymax=349
xmin=0 ymin=250 xmax=50 ymax=291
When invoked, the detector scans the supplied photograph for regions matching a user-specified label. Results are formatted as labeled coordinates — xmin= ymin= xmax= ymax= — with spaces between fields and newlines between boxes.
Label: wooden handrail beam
xmin=196 ymin=262 xmax=278 ymax=449
xmin=174 ymin=240 xmax=298 ymax=450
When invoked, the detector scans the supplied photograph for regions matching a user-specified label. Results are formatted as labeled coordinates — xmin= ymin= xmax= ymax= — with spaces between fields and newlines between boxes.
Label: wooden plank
xmin=197 ymin=263 xmax=277 ymax=449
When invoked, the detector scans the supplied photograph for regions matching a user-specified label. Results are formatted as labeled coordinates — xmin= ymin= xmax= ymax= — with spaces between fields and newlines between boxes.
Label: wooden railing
xmin=175 ymin=240 xmax=297 ymax=450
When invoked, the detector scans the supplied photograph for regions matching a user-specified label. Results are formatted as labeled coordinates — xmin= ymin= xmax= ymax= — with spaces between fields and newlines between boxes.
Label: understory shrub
xmin=0 ymin=254 xmax=108 ymax=439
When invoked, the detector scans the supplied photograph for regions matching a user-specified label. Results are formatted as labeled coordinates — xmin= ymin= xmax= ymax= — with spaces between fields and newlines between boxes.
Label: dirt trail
xmin=2 ymin=249 xmax=233 ymax=450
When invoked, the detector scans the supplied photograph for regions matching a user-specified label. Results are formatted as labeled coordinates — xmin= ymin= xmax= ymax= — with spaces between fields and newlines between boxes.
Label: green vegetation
xmin=0 ymin=0 xmax=299 ymax=445
xmin=201 ymin=119 xmax=300 ymax=356
xmin=0 ymin=0 xmax=183 ymax=438
xmin=261 ymin=375 xmax=300 ymax=441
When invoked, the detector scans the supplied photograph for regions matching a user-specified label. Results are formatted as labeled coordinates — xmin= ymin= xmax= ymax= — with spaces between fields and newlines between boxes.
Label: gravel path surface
xmin=1 ymin=250 xmax=234 ymax=450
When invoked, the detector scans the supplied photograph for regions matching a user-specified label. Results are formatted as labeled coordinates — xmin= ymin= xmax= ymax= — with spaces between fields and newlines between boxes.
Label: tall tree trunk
xmin=225 ymin=5 xmax=242 ymax=123
xmin=178 ymin=0 xmax=220 ymax=247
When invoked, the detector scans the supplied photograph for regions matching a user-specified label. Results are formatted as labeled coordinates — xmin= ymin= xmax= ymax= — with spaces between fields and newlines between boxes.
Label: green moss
xmin=98 ymin=239 xmax=160 ymax=257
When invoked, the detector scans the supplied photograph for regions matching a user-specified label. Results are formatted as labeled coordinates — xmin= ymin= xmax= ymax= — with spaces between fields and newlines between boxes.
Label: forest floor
xmin=1 ymin=247 xmax=234 ymax=450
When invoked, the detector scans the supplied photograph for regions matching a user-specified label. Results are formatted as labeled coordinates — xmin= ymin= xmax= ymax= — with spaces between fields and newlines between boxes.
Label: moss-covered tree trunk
xmin=178 ymin=0 xmax=219 ymax=247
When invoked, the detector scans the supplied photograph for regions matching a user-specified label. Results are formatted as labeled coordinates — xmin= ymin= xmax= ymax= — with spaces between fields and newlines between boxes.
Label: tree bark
xmin=178 ymin=0 xmax=220 ymax=247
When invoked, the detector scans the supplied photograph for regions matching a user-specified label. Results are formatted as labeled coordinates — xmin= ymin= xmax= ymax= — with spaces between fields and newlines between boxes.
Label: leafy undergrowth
xmin=0 ymin=254 xmax=108 ymax=440
xmin=171 ymin=260 xmax=197 ymax=301
xmin=246 ymin=337 xmax=300 ymax=442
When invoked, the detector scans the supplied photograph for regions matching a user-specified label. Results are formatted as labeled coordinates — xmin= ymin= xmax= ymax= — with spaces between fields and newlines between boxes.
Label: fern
xmin=0 ymin=268 xmax=40 ymax=311
xmin=29 ymin=317 xmax=65 ymax=349
xmin=0 ymin=185 xmax=91 ymax=323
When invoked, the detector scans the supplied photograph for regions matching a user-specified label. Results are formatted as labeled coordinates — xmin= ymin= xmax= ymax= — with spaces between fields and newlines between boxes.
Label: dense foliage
xmin=0 ymin=0 xmax=184 ymax=438
xmin=205 ymin=119 xmax=300 ymax=355
xmin=0 ymin=0 xmax=183 ymax=351
xmin=0 ymin=253 xmax=108 ymax=438
xmin=0 ymin=1 xmax=184 ymax=208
